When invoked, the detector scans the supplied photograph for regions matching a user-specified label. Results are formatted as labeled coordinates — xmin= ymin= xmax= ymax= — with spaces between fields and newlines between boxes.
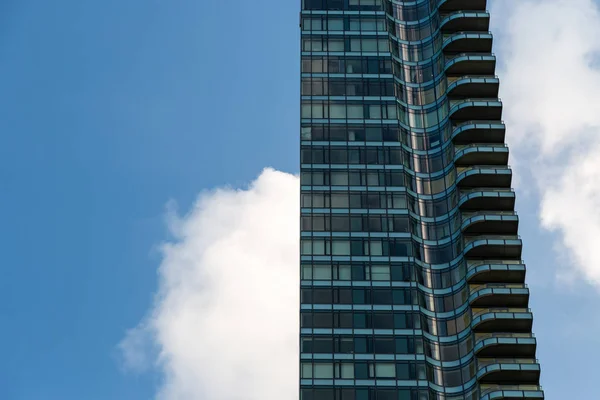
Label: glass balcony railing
xmin=440 ymin=11 xmax=490 ymax=34
xmin=469 ymin=283 xmax=529 ymax=308
xmin=478 ymin=358 xmax=538 ymax=368
xmin=464 ymin=235 xmax=522 ymax=259
xmin=466 ymin=261 xmax=527 ymax=284
xmin=480 ymin=384 xmax=544 ymax=399
xmin=464 ymin=234 xmax=520 ymax=246
xmin=459 ymin=189 xmax=516 ymax=212
xmin=477 ymin=358 xmax=541 ymax=385
xmin=461 ymin=212 xmax=519 ymax=234
xmin=450 ymin=98 xmax=500 ymax=109
xmin=447 ymin=76 xmax=500 ymax=99
xmin=454 ymin=144 xmax=508 ymax=167
xmin=447 ymin=74 xmax=498 ymax=84
xmin=445 ymin=53 xmax=497 ymax=76
xmin=471 ymin=308 xmax=533 ymax=333
xmin=462 ymin=211 xmax=516 ymax=219
xmin=450 ymin=99 xmax=503 ymax=122
xmin=443 ymin=31 xmax=493 ymax=42
xmin=470 ymin=283 xmax=527 ymax=292
xmin=467 ymin=259 xmax=524 ymax=268
xmin=476 ymin=332 xmax=535 ymax=341
xmin=445 ymin=52 xmax=495 ymax=64
xmin=443 ymin=31 xmax=493 ymax=53
xmin=439 ymin=0 xmax=487 ymax=13
xmin=472 ymin=307 xmax=531 ymax=320
xmin=452 ymin=120 xmax=506 ymax=144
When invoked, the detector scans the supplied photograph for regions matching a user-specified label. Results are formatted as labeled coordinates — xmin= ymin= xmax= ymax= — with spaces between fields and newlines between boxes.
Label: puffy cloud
xmin=491 ymin=0 xmax=600 ymax=286
xmin=119 ymin=168 xmax=299 ymax=400
xmin=118 ymin=1 xmax=600 ymax=397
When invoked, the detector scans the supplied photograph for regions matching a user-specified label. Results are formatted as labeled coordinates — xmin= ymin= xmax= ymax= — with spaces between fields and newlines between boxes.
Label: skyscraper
xmin=299 ymin=0 xmax=543 ymax=399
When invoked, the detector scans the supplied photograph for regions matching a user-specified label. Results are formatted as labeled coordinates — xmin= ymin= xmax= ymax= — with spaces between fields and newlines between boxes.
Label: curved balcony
xmin=445 ymin=53 xmax=496 ymax=76
xmin=439 ymin=0 xmax=487 ymax=12
xmin=467 ymin=262 xmax=526 ymax=284
xmin=456 ymin=166 xmax=512 ymax=189
xmin=480 ymin=385 xmax=544 ymax=400
xmin=452 ymin=121 xmax=506 ymax=145
xmin=459 ymin=189 xmax=516 ymax=211
xmin=477 ymin=358 xmax=541 ymax=384
xmin=464 ymin=235 xmax=522 ymax=259
xmin=454 ymin=144 xmax=508 ymax=166
xmin=449 ymin=98 xmax=502 ymax=121
xmin=443 ymin=32 xmax=493 ymax=54
xmin=475 ymin=333 xmax=537 ymax=358
xmin=472 ymin=308 xmax=533 ymax=333
xmin=441 ymin=11 xmax=490 ymax=33
xmin=469 ymin=284 xmax=530 ymax=308
xmin=461 ymin=211 xmax=518 ymax=235
xmin=447 ymin=75 xmax=499 ymax=99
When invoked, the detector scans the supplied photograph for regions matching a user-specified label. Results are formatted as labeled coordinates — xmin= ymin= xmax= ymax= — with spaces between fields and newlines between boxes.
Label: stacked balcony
xmin=442 ymin=3 xmax=543 ymax=398
xmin=439 ymin=0 xmax=488 ymax=13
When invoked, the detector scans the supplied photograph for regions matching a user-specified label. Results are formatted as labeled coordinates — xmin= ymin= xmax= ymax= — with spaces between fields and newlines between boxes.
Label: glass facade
xmin=299 ymin=0 xmax=543 ymax=399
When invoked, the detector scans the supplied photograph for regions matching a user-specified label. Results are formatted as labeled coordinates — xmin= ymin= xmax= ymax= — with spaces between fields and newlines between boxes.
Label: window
xmin=374 ymin=337 xmax=395 ymax=353
xmin=352 ymin=289 xmax=365 ymax=304
xmin=312 ymin=216 xmax=325 ymax=231
xmin=328 ymin=39 xmax=344 ymax=52
xmin=396 ymin=363 xmax=410 ymax=379
xmin=331 ymin=193 xmax=349 ymax=208
xmin=301 ymin=264 xmax=312 ymax=279
xmin=369 ymin=240 xmax=383 ymax=256
xmin=313 ymin=312 xmax=333 ymax=328
xmin=396 ymin=337 xmax=409 ymax=353
xmin=330 ymin=104 xmax=346 ymax=119
xmin=378 ymin=39 xmax=389 ymax=52
xmin=347 ymin=104 xmax=364 ymax=118
xmin=366 ymin=172 xmax=380 ymax=186
xmin=332 ymin=240 xmax=350 ymax=255
xmin=340 ymin=363 xmax=354 ymax=379
xmin=372 ymin=289 xmax=392 ymax=304
xmin=314 ymin=265 xmax=332 ymax=280
xmin=338 ymin=265 xmax=352 ymax=280
xmin=328 ymin=18 xmax=344 ymax=30
xmin=387 ymin=104 xmax=397 ymax=119
xmin=314 ymin=363 xmax=334 ymax=379
xmin=313 ymin=337 xmax=333 ymax=352
xmin=372 ymin=363 xmax=396 ymax=378
xmin=377 ymin=390 xmax=396 ymax=400
xmin=301 ymin=363 xmax=313 ymax=378
xmin=369 ymin=105 xmax=381 ymax=119
xmin=331 ymin=171 xmax=349 ymax=185
xmin=373 ymin=313 xmax=394 ymax=329
xmin=301 ymin=127 xmax=312 ymax=140
xmin=353 ymin=313 xmax=366 ymax=328
xmin=362 ymin=39 xmax=378 ymax=52
xmin=312 ymin=193 xmax=325 ymax=207
xmin=301 ymin=338 xmax=313 ymax=352
xmin=370 ymin=265 xmax=390 ymax=280
xmin=312 ymin=240 xmax=326 ymax=255
xmin=301 ymin=240 xmax=311 ymax=255
xmin=332 ymin=217 xmax=350 ymax=231
xmin=361 ymin=19 xmax=377 ymax=31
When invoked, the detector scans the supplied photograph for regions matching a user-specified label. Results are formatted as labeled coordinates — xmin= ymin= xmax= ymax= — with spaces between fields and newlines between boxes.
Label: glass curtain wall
xmin=299 ymin=1 xmax=543 ymax=399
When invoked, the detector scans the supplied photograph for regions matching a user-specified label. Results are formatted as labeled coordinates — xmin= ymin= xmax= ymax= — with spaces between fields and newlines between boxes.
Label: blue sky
xmin=0 ymin=1 xmax=298 ymax=398
xmin=1 ymin=0 xmax=599 ymax=399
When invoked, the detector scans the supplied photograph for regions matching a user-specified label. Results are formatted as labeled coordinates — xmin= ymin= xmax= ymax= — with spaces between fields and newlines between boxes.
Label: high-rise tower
xmin=299 ymin=0 xmax=543 ymax=399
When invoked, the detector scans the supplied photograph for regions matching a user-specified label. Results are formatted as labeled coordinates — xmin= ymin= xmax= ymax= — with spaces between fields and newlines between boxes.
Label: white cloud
xmin=491 ymin=0 xmax=600 ymax=287
xmin=120 ymin=168 xmax=299 ymax=400
xmin=118 ymin=1 xmax=600 ymax=396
